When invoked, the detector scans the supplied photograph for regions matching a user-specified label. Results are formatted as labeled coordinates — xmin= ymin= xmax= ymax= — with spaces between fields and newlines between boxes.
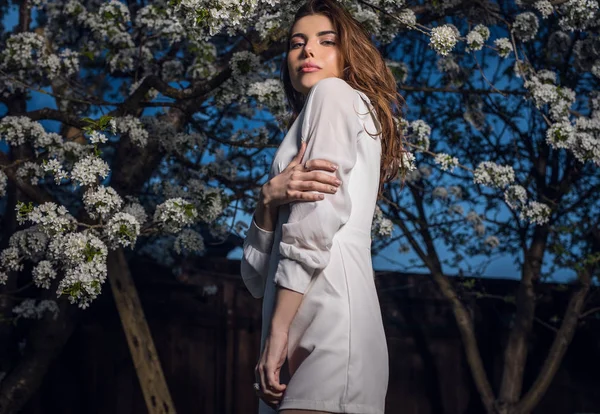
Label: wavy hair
xmin=280 ymin=0 xmax=407 ymax=197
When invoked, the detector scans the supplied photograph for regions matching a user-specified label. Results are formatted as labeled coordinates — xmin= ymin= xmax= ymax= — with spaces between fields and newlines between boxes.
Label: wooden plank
xmin=107 ymin=249 xmax=177 ymax=414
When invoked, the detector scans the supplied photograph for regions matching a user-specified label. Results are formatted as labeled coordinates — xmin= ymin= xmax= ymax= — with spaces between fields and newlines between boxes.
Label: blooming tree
xmin=0 ymin=0 xmax=598 ymax=413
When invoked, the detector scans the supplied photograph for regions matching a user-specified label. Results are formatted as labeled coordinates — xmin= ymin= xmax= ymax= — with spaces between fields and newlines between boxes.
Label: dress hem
xmin=277 ymin=398 xmax=384 ymax=414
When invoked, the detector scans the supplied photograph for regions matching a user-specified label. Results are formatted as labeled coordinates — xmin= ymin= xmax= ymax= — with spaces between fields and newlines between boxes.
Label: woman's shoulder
xmin=306 ymin=77 xmax=358 ymax=105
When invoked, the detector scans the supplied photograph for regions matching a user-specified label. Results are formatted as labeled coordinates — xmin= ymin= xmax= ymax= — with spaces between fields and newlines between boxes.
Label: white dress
xmin=241 ymin=77 xmax=389 ymax=414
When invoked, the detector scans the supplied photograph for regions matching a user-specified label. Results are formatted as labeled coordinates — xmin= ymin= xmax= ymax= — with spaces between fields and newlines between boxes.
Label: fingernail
xmin=332 ymin=165 xmax=338 ymax=170
xmin=335 ymin=179 xmax=341 ymax=185
xmin=319 ymin=194 xmax=324 ymax=199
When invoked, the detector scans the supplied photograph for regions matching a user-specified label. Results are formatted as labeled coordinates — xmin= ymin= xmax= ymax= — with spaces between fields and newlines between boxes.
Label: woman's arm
xmin=241 ymin=143 xmax=341 ymax=299
xmin=269 ymin=78 xmax=363 ymax=331
xmin=270 ymin=286 xmax=304 ymax=335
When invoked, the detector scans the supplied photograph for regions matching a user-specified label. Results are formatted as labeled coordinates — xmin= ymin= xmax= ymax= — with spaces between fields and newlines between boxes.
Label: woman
xmin=241 ymin=0 xmax=405 ymax=412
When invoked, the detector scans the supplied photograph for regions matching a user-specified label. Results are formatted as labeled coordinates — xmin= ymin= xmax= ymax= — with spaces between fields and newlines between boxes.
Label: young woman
xmin=241 ymin=0 xmax=405 ymax=412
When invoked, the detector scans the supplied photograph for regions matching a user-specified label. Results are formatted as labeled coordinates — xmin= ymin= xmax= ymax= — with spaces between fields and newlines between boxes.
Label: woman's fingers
xmin=266 ymin=365 xmax=287 ymax=393
xmin=287 ymin=141 xmax=307 ymax=169
xmin=303 ymin=158 xmax=338 ymax=172
xmin=295 ymin=180 xmax=338 ymax=194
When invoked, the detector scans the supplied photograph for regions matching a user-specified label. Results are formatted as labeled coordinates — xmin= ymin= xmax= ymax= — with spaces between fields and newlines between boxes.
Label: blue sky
xmin=0 ymin=3 xmax=577 ymax=283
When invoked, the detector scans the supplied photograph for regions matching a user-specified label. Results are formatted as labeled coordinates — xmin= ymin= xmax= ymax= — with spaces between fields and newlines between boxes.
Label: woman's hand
xmin=255 ymin=329 xmax=289 ymax=409
xmin=262 ymin=141 xmax=341 ymax=208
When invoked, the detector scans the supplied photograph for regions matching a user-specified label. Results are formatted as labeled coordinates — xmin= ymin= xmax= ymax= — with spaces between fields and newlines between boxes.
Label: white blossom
xmin=429 ymin=25 xmax=459 ymax=56
xmin=519 ymin=201 xmax=552 ymax=224
xmin=546 ymin=121 xmax=576 ymax=149
xmin=12 ymin=299 xmax=59 ymax=321
xmin=504 ymin=185 xmax=528 ymax=210
xmin=174 ymin=229 xmax=205 ymax=255
xmin=230 ymin=51 xmax=262 ymax=79
xmin=123 ymin=201 xmax=148 ymax=225
xmin=399 ymin=151 xmax=417 ymax=174
xmin=32 ymin=260 xmax=57 ymax=289
xmin=432 ymin=186 xmax=449 ymax=199
xmin=558 ymin=0 xmax=599 ymax=31
xmin=43 ymin=159 xmax=69 ymax=184
xmin=372 ymin=205 xmax=394 ymax=237
xmin=105 ymin=212 xmax=141 ymax=248
xmin=57 ymin=260 xmax=107 ymax=309
xmin=473 ymin=162 xmax=515 ymax=188
xmin=512 ymin=12 xmax=539 ymax=42
xmin=88 ymin=130 xmax=108 ymax=144
xmin=22 ymin=202 xmax=77 ymax=235
xmin=115 ymin=115 xmax=149 ymax=147
xmin=466 ymin=30 xmax=485 ymax=51
xmin=473 ymin=24 xmax=491 ymax=41
xmin=83 ymin=186 xmax=123 ymax=220
xmin=16 ymin=161 xmax=44 ymax=185
xmin=434 ymin=153 xmax=460 ymax=172
xmin=494 ymin=38 xmax=513 ymax=58
xmin=9 ymin=227 xmax=49 ymax=262
xmin=410 ymin=120 xmax=431 ymax=151
xmin=534 ymin=0 xmax=554 ymax=18
xmin=484 ymin=235 xmax=500 ymax=249
xmin=397 ymin=8 xmax=416 ymax=27
xmin=71 ymin=155 xmax=110 ymax=187
xmin=0 ymin=170 xmax=7 ymax=197
xmin=0 ymin=116 xmax=46 ymax=147
xmin=1 ymin=247 xmax=23 ymax=272
xmin=153 ymin=198 xmax=198 ymax=233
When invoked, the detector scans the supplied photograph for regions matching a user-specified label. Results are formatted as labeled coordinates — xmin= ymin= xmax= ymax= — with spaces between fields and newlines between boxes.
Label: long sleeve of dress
xmin=273 ymin=78 xmax=364 ymax=294
xmin=241 ymin=217 xmax=275 ymax=299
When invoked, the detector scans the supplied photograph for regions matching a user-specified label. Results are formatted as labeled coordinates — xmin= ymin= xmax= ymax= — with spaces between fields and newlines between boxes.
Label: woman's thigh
xmin=279 ymin=411 xmax=333 ymax=414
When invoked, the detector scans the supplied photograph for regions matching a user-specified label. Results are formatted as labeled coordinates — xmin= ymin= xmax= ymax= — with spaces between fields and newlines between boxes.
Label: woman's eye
xmin=291 ymin=40 xmax=336 ymax=49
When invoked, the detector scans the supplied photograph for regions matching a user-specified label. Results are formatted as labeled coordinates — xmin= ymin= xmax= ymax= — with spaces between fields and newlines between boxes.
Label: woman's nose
xmin=302 ymin=46 xmax=314 ymax=58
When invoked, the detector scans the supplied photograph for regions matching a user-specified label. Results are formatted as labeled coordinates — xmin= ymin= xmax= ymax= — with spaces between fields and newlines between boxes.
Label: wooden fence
xmin=20 ymin=257 xmax=600 ymax=414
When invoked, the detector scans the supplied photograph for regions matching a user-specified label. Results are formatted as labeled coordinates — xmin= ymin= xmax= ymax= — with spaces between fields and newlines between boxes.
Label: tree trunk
xmin=0 ymin=291 xmax=82 ymax=414
xmin=498 ymin=232 xmax=547 ymax=406
xmin=107 ymin=249 xmax=177 ymax=414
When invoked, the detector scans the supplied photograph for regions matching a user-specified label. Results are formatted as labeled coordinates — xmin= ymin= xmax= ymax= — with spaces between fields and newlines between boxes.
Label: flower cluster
xmin=434 ymin=153 xmax=460 ymax=172
xmin=0 ymin=170 xmax=7 ymax=198
xmin=18 ymin=202 xmax=77 ymax=235
xmin=32 ymin=260 xmax=57 ymax=289
xmin=153 ymin=198 xmax=198 ymax=233
xmin=410 ymin=120 xmax=431 ymax=152
xmin=71 ymin=155 xmax=110 ymax=187
xmin=466 ymin=24 xmax=490 ymax=51
xmin=429 ymin=25 xmax=459 ymax=56
xmin=49 ymin=231 xmax=108 ymax=309
xmin=174 ymin=229 xmax=205 ymax=255
xmin=372 ymin=205 xmax=394 ymax=237
xmin=0 ymin=116 xmax=46 ymax=147
xmin=83 ymin=186 xmax=124 ymax=220
xmin=12 ymin=299 xmax=59 ymax=321
xmin=494 ymin=38 xmax=513 ymax=58
xmin=105 ymin=212 xmax=141 ymax=248
xmin=9 ymin=226 xmax=49 ymax=263
xmin=115 ymin=116 xmax=149 ymax=147
xmin=473 ymin=162 xmax=515 ymax=188
xmin=534 ymin=0 xmax=554 ymax=18
xmin=558 ymin=0 xmax=599 ymax=31
xmin=512 ymin=12 xmax=539 ymax=42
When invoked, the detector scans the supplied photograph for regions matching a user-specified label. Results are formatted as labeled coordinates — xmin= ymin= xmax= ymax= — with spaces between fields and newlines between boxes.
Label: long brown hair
xmin=280 ymin=0 xmax=407 ymax=197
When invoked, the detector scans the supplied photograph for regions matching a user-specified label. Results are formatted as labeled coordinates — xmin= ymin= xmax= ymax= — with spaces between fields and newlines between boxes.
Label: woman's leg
xmin=279 ymin=411 xmax=333 ymax=414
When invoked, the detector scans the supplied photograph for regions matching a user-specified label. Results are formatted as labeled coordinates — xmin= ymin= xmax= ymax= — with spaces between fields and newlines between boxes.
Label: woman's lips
xmin=300 ymin=67 xmax=321 ymax=73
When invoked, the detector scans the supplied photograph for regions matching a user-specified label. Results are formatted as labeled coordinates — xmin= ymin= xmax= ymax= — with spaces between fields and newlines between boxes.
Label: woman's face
xmin=287 ymin=14 xmax=343 ymax=96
